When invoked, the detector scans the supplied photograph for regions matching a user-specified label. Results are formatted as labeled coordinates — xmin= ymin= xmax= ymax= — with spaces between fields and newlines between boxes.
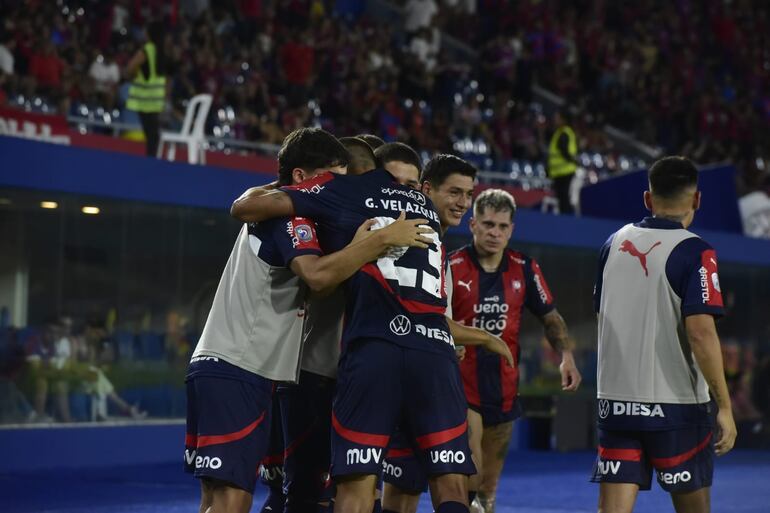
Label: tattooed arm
xmin=540 ymin=309 xmax=581 ymax=391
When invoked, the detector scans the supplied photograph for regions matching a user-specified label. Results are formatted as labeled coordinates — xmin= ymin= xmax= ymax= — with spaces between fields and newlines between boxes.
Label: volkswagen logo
xmin=389 ymin=315 xmax=412 ymax=336
xmin=598 ymin=399 xmax=610 ymax=419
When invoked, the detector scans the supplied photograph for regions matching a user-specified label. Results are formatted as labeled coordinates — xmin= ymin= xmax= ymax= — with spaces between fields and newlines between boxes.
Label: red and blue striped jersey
xmin=450 ymin=245 xmax=555 ymax=412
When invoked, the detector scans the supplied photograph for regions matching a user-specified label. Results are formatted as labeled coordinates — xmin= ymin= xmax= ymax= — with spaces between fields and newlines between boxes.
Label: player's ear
xmin=693 ymin=190 xmax=701 ymax=211
xmin=421 ymin=181 xmax=432 ymax=196
xmin=643 ymin=190 xmax=653 ymax=212
xmin=291 ymin=168 xmax=307 ymax=185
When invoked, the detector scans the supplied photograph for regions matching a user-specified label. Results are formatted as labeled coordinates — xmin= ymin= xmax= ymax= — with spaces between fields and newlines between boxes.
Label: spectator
xmin=403 ymin=0 xmax=439 ymax=34
xmin=125 ymin=21 xmax=168 ymax=157
xmin=24 ymin=320 xmax=72 ymax=422
xmin=0 ymin=34 xmax=14 ymax=75
xmin=546 ymin=110 xmax=579 ymax=214
xmin=28 ymin=41 xmax=65 ymax=92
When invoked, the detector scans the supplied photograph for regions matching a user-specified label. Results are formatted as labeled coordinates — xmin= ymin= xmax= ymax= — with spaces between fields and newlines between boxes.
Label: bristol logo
xmin=598 ymin=399 xmax=610 ymax=419
xmin=389 ymin=315 xmax=412 ymax=336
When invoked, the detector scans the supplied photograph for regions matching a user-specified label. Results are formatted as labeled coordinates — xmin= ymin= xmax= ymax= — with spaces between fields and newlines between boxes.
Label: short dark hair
xmin=374 ymin=142 xmax=423 ymax=173
xmin=421 ymin=154 xmax=477 ymax=188
xmin=277 ymin=128 xmax=349 ymax=186
xmin=356 ymin=134 xmax=386 ymax=150
xmin=339 ymin=136 xmax=377 ymax=175
xmin=648 ymin=156 xmax=698 ymax=199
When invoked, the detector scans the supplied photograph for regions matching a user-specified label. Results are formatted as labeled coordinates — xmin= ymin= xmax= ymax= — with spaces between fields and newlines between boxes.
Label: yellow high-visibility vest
xmin=547 ymin=126 xmax=577 ymax=178
xmin=126 ymin=42 xmax=166 ymax=113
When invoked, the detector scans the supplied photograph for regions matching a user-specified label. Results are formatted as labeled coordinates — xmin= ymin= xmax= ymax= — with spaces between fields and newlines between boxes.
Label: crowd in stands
xmin=0 ymin=311 xmax=195 ymax=424
xmin=401 ymin=0 xmax=770 ymax=194
xmin=0 ymin=0 xmax=768 ymax=194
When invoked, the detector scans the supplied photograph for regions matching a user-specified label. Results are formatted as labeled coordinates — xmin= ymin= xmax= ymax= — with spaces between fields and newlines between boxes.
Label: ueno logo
xmin=184 ymin=449 xmax=196 ymax=465
xmin=347 ymin=448 xmax=382 ymax=465
xmin=597 ymin=461 xmax=620 ymax=475
xmin=430 ymin=450 xmax=466 ymax=464
xmin=195 ymin=455 xmax=223 ymax=469
xmin=382 ymin=460 xmax=403 ymax=478
xmin=659 ymin=471 xmax=691 ymax=484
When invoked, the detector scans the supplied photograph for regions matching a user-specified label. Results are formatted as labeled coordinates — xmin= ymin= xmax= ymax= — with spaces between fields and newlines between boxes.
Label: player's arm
xmin=540 ymin=310 xmax=581 ymax=392
xmin=291 ymin=212 xmax=433 ymax=294
xmin=686 ymin=314 xmax=737 ymax=456
xmin=231 ymin=189 xmax=294 ymax=223
xmin=447 ymin=318 xmax=514 ymax=367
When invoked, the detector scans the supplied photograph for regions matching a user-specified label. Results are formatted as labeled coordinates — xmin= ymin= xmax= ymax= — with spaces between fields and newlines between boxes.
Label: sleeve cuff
xmin=682 ymin=304 xmax=724 ymax=318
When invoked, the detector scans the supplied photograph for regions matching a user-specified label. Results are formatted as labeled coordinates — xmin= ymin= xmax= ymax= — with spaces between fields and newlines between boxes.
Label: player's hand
xmin=559 ymin=351 xmax=581 ymax=392
xmin=714 ymin=408 xmax=737 ymax=456
xmin=484 ymin=334 xmax=514 ymax=367
xmin=378 ymin=212 xmax=434 ymax=249
xmin=352 ymin=218 xmax=378 ymax=245
xmin=455 ymin=346 xmax=466 ymax=361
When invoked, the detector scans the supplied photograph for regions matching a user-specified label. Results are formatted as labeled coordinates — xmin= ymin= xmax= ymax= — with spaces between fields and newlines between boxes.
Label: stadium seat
xmin=157 ymin=94 xmax=213 ymax=165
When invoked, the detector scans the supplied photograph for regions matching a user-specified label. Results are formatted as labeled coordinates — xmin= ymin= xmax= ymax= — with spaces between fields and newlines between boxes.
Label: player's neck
xmin=474 ymin=245 xmax=504 ymax=272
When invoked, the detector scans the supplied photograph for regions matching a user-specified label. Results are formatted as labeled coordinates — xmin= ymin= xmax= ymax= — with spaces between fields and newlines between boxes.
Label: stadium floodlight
xmin=40 ymin=201 xmax=58 ymax=209
xmin=81 ymin=206 xmax=100 ymax=215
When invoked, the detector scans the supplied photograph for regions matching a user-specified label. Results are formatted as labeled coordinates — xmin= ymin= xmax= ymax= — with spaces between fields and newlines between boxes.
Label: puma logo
xmin=457 ymin=279 xmax=472 ymax=292
xmin=619 ymin=240 xmax=661 ymax=276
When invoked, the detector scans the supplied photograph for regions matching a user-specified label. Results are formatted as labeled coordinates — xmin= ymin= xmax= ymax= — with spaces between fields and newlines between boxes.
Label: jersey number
xmin=375 ymin=219 xmax=444 ymax=299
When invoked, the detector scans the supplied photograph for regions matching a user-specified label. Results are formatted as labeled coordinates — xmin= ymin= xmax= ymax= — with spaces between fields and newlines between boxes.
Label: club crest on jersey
xmin=512 ymin=280 xmax=522 ymax=290
xmin=389 ymin=315 xmax=412 ymax=336
xmin=295 ymin=224 xmax=313 ymax=242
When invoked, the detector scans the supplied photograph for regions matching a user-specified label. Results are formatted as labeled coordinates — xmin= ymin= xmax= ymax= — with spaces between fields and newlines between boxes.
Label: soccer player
xmin=276 ymin=137 xmax=378 ymax=513
xmin=231 ymin=164 xmax=478 ymax=513
xmin=592 ymin=156 xmax=736 ymax=513
xmin=450 ymin=188 xmax=581 ymax=513
xmin=382 ymin=156 xmax=524 ymax=513
xmin=185 ymin=128 xmax=431 ymax=513
xmin=374 ymin=142 xmax=424 ymax=190
xmin=340 ymin=137 xmax=379 ymax=175
xmin=357 ymin=133 xmax=386 ymax=150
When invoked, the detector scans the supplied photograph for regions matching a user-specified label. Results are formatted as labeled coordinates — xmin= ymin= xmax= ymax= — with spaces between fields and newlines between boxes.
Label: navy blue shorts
xmin=259 ymin=394 xmax=285 ymax=490
xmin=331 ymin=339 xmax=475 ymax=479
xmin=184 ymin=359 xmax=273 ymax=492
xmin=590 ymin=425 xmax=715 ymax=493
xmin=278 ymin=370 xmax=336 ymax=504
xmin=468 ymin=401 xmax=522 ymax=427
xmin=382 ymin=429 xmax=429 ymax=493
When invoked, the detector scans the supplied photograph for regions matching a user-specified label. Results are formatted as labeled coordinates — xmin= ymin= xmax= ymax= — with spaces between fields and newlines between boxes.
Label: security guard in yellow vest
xmin=547 ymin=111 xmax=578 ymax=214
xmin=125 ymin=22 xmax=167 ymax=157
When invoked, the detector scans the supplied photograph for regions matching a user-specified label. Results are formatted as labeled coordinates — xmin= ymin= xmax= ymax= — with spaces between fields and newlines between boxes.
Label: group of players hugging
xmin=184 ymin=128 xmax=735 ymax=513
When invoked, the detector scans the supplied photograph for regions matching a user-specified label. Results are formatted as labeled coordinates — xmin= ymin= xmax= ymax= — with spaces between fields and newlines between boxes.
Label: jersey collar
xmin=635 ymin=216 xmax=684 ymax=230
xmin=468 ymin=244 xmax=509 ymax=273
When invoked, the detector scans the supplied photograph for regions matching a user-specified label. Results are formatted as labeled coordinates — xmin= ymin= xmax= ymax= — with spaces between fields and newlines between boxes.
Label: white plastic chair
xmin=157 ymin=94 xmax=212 ymax=165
